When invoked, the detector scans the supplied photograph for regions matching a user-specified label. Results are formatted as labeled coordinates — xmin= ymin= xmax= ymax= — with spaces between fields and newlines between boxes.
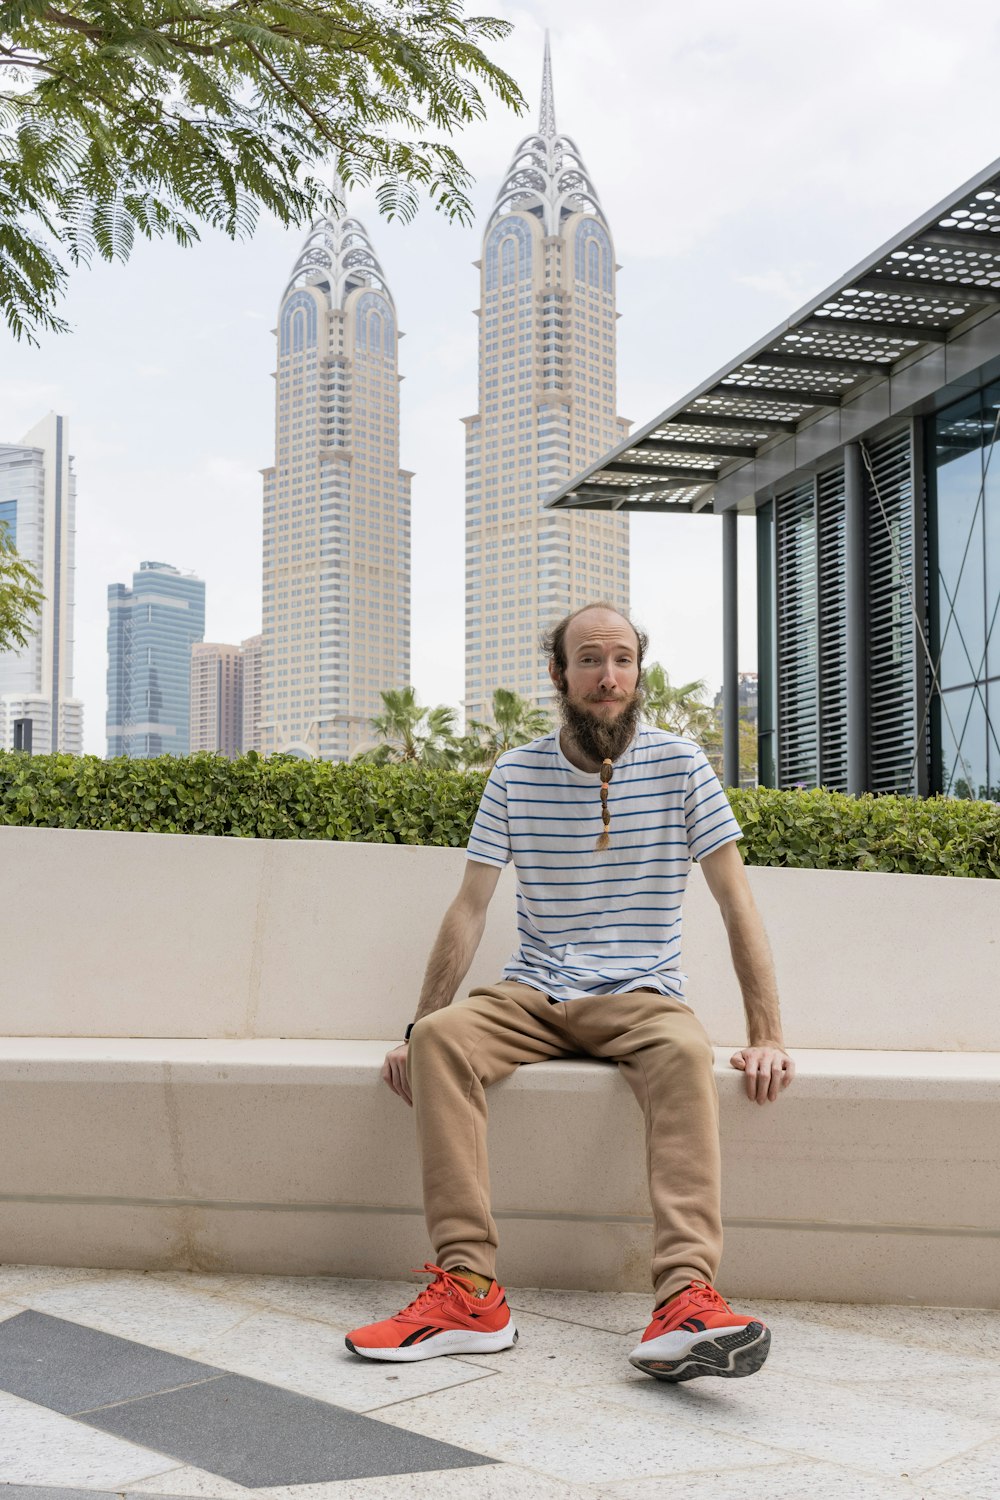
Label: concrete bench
xmin=1 ymin=826 xmax=998 ymax=1306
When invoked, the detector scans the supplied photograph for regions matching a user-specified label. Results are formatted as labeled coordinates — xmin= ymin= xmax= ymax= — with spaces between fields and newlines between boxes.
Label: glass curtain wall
xmin=928 ymin=381 xmax=1000 ymax=799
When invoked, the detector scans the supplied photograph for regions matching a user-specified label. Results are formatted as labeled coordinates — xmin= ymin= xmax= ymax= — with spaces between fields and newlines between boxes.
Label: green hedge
xmin=1 ymin=751 xmax=997 ymax=877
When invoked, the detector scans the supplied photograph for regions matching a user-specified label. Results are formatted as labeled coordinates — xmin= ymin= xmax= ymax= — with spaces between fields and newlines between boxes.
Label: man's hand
xmin=382 ymin=1044 xmax=412 ymax=1106
xmin=730 ymin=1044 xmax=795 ymax=1104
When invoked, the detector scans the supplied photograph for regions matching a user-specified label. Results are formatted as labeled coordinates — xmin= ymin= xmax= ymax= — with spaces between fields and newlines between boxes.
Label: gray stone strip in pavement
xmin=0 ymin=1311 xmax=495 ymax=1488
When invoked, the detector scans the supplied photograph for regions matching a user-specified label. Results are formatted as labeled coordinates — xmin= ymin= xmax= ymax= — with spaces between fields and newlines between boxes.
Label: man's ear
xmin=548 ymin=657 xmax=564 ymax=692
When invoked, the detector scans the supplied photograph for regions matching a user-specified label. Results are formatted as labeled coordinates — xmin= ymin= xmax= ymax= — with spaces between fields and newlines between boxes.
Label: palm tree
xmin=461 ymin=688 xmax=552 ymax=771
xmin=643 ymin=663 xmax=758 ymax=784
xmin=641 ymin=662 xmax=719 ymax=743
xmin=353 ymin=687 xmax=461 ymax=768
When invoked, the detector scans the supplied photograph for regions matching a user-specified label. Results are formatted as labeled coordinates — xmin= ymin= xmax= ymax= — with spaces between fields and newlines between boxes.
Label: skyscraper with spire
xmin=259 ymin=192 xmax=411 ymax=760
xmin=464 ymin=36 xmax=630 ymax=721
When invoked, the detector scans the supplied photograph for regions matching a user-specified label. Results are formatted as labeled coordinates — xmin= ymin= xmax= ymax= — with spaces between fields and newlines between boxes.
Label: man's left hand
xmin=730 ymin=1045 xmax=795 ymax=1104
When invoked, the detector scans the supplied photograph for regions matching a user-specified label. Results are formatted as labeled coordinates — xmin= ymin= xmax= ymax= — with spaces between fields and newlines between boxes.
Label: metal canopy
xmin=547 ymin=156 xmax=1000 ymax=514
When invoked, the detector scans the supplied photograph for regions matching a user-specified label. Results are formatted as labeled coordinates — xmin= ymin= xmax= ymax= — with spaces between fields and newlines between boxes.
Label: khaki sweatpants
xmin=407 ymin=981 xmax=723 ymax=1306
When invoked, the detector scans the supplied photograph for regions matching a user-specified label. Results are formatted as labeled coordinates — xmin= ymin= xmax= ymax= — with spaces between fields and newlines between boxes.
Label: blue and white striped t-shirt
xmin=466 ymin=726 xmax=743 ymax=1004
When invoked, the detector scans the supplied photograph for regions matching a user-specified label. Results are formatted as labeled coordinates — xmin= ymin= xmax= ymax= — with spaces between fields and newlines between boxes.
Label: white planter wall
xmin=1 ymin=825 xmax=998 ymax=1050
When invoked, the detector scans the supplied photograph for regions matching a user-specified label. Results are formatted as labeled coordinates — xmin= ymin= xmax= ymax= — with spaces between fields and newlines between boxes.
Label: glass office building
xmin=550 ymin=158 xmax=1000 ymax=798
xmin=106 ymin=561 xmax=206 ymax=758
xmin=0 ymin=414 xmax=84 ymax=753
xmin=928 ymin=384 xmax=1000 ymax=799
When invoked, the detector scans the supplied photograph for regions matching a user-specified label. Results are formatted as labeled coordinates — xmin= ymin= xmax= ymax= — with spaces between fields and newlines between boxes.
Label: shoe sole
xmin=629 ymin=1322 xmax=770 ymax=1381
xmin=345 ymin=1320 xmax=519 ymax=1362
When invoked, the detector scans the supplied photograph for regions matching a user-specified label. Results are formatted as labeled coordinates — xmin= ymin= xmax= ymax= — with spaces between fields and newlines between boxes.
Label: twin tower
xmin=260 ymin=40 xmax=630 ymax=760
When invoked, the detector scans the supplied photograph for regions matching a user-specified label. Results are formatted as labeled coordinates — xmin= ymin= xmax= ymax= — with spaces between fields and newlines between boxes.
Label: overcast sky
xmin=3 ymin=0 xmax=1000 ymax=754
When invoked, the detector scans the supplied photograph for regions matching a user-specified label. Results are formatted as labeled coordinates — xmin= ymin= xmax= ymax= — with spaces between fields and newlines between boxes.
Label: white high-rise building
xmin=241 ymin=633 xmax=263 ymax=753
xmin=0 ymin=413 xmax=84 ymax=753
xmin=260 ymin=192 xmax=411 ymax=760
xmin=464 ymin=38 xmax=631 ymax=721
xmin=190 ymin=642 xmax=244 ymax=759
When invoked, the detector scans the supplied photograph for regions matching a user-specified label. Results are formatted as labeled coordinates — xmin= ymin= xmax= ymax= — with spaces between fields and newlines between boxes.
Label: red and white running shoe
xmin=345 ymin=1263 xmax=518 ymax=1362
xmin=628 ymin=1280 xmax=770 ymax=1381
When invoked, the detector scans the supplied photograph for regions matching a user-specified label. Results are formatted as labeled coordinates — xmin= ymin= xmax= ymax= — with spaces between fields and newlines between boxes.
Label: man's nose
xmin=599 ymin=662 xmax=618 ymax=689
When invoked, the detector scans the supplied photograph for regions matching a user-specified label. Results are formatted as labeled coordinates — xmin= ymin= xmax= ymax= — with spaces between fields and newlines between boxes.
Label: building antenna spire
xmin=539 ymin=30 xmax=556 ymax=138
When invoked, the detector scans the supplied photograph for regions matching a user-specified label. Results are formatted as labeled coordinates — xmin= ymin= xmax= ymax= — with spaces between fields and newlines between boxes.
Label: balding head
xmin=542 ymin=601 xmax=648 ymax=690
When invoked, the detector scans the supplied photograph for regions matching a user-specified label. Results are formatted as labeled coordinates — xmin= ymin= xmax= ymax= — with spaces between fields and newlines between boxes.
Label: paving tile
xmin=0 ymin=1489 xmax=147 ymax=1500
xmin=911 ymin=1435 xmax=1000 ymax=1500
xmin=127 ymin=1470 xmax=252 ymax=1499
xmin=0 ymin=1311 xmax=225 ymax=1414
xmin=590 ymin=1460 xmax=931 ymax=1498
xmin=504 ymin=1285 xmax=652 ymax=1335
xmin=163 ymin=1272 xmax=423 ymax=1333
xmin=827 ymin=1371 xmax=1000 ymax=1432
xmin=752 ymin=1299 xmax=1000 ymax=1357
xmin=0 ymin=1391 xmax=179 ymax=1488
xmin=580 ymin=1365 xmax=996 ymax=1477
xmin=373 ymin=1379 xmax=789 ymax=1484
xmin=16 ymin=1274 xmax=257 ymax=1355
xmin=83 ymin=1371 xmax=496 ymax=1488
xmin=451 ymin=1308 xmax=633 ymax=1387
xmin=130 ymin=1464 xmax=583 ymax=1500
xmin=750 ymin=1306 xmax=997 ymax=1385
xmin=190 ymin=1304 xmax=495 ymax=1410
xmin=0 ymin=1485 xmax=249 ymax=1500
xmin=0 ymin=1265 xmax=115 ymax=1301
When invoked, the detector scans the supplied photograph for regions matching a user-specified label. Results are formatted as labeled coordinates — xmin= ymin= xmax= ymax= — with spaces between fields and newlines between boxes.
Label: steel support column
xmin=910 ymin=420 xmax=930 ymax=798
xmin=844 ymin=443 xmax=868 ymax=794
xmin=722 ymin=509 xmax=739 ymax=787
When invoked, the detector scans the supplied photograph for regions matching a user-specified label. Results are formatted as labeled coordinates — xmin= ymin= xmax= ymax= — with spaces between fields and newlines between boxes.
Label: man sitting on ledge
xmin=346 ymin=602 xmax=795 ymax=1382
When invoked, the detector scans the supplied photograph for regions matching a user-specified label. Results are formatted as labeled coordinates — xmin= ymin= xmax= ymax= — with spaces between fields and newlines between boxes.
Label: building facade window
xmin=928 ymin=382 xmax=1000 ymax=799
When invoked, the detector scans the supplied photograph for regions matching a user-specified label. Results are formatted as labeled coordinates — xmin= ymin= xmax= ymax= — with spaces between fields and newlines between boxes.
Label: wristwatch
xmin=404 ymin=1022 xmax=416 ymax=1043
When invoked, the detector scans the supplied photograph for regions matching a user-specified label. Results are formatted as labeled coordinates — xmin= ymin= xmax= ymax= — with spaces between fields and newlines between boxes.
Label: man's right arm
xmin=381 ymin=858 xmax=503 ymax=1105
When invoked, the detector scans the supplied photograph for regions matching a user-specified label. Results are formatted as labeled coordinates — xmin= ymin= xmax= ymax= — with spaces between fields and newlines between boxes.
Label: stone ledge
xmin=1 ymin=1037 xmax=998 ymax=1101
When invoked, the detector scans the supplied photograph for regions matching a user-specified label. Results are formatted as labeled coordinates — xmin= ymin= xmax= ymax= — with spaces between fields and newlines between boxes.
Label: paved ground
xmin=0 ymin=1264 xmax=998 ymax=1498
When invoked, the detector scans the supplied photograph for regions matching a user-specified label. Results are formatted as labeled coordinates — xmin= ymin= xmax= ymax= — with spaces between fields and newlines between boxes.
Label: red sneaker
xmin=345 ymin=1264 xmax=518 ymax=1362
xmin=628 ymin=1280 xmax=770 ymax=1381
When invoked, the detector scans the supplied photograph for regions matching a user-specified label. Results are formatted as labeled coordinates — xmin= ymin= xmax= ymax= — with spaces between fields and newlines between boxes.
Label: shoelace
xmin=395 ymin=1263 xmax=481 ymax=1323
xmin=654 ymin=1279 xmax=731 ymax=1324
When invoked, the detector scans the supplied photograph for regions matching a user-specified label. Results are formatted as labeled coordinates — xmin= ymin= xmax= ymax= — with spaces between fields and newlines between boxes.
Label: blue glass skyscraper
xmin=106 ymin=561 xmax=205 ymax=758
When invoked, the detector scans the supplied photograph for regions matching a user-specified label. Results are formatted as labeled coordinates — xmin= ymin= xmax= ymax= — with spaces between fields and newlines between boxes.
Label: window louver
xmin=776 ymin=481 xmax=817 ymax=787
xmin=864 ymin=429 xmax=916 ymax=794
xmin=817 ymin=466 xmax=848 ymax=792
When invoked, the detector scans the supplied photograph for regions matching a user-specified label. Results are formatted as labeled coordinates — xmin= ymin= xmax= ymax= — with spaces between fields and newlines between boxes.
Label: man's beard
xmin=558 ymin=688 xmax=643 ymax=765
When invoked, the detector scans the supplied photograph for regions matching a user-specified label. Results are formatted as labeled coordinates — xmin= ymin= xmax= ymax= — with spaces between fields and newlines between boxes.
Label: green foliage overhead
xmin=1 ymin=751 xmax=997 ymax=878
xmin=1 ymin=0 xmax=525 ymax=341
xmin=0 ymin=521 xmax=43 ymax=652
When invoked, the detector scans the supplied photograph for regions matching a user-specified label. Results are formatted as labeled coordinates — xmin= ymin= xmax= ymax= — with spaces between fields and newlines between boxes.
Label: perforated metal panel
xmin=817 ymin=465 xmax=848 ymax=792
xmin=863 ymin=430 xmax=917 ymax=793
xmin=776 ymin=482 xmax=818 ymax=787
xmin=550 ymin=162 xmax=1000 ymax=515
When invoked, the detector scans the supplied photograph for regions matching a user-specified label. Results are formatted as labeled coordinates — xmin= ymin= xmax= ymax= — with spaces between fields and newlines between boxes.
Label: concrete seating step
xmin=1 ymin=1038 xmax=997 ymax=1307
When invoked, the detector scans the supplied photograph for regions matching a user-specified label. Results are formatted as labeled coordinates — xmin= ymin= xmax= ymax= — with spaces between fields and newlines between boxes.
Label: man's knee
xmin=408 ymin=1006 xmax=476 ymax=1064
xmin=648 ymin=1024 xmax=715 ymax=1074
